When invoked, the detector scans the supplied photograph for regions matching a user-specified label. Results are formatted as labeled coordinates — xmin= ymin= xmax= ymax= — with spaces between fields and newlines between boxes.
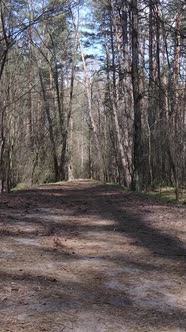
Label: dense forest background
xmin=0 ymin=0 xmax=185 ymax=194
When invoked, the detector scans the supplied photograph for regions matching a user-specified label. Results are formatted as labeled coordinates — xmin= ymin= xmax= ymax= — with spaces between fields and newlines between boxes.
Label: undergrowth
xmin=105 ymin=183 xmax=186 ymax=205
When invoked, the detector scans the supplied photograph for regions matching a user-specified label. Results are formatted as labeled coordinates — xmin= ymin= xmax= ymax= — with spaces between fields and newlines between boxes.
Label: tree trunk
xmin=39 ymin=69 xmax=59 ymax=182
xmin=131 ymin=0 xmax=142 ymax=191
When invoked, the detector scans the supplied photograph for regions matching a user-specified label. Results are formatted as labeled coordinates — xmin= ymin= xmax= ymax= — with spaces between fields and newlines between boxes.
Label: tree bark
xmin=131 ymin=0 xmax=142 ymax=191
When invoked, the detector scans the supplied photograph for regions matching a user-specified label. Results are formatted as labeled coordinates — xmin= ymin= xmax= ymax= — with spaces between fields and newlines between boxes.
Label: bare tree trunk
xmin=106 ymin=25 xmax=131 ymax=187
xmin=60 ymin=62 xmax=75 ymax=180
xmin=39 ymin=69 xmax=59 ymax=182
xmin=148 ymin=0 xmax=154 ymax=187
xmin=0 ymin=107 xmax=5 ymax=193
xmin=131 ymin=0 xmax=142 ymax=191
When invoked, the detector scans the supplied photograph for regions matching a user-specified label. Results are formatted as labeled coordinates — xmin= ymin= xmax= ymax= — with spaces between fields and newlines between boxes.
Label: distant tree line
xmin=0 ymin=0 xmax=185 ymax=195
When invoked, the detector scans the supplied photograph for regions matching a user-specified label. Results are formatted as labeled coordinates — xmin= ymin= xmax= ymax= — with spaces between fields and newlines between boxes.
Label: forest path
xmin=0 ymin=180 xmax=185 ymax=332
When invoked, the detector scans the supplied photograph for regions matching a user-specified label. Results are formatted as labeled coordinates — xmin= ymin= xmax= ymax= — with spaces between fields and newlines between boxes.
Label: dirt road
xmin=0 ymin=180 xmax=185 ymax=332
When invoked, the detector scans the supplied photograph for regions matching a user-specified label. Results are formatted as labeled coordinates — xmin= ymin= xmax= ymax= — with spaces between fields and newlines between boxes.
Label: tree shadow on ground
xmin=17 ymin=184 xmax=185 ymax=261
xmin=0 ymin=265 xmax=185 ymax=331
xmin=0 ymin=182 xmax=185 ymax=331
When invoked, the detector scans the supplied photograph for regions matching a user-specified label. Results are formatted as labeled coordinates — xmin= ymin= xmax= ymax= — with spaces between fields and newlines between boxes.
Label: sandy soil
xmin=0 ymin=180 xmax=185 ymax=332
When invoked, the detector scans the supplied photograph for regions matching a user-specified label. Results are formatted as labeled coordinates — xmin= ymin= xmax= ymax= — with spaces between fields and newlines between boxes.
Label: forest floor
xmin=0 ymin=180 xmax=185 ymax=332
